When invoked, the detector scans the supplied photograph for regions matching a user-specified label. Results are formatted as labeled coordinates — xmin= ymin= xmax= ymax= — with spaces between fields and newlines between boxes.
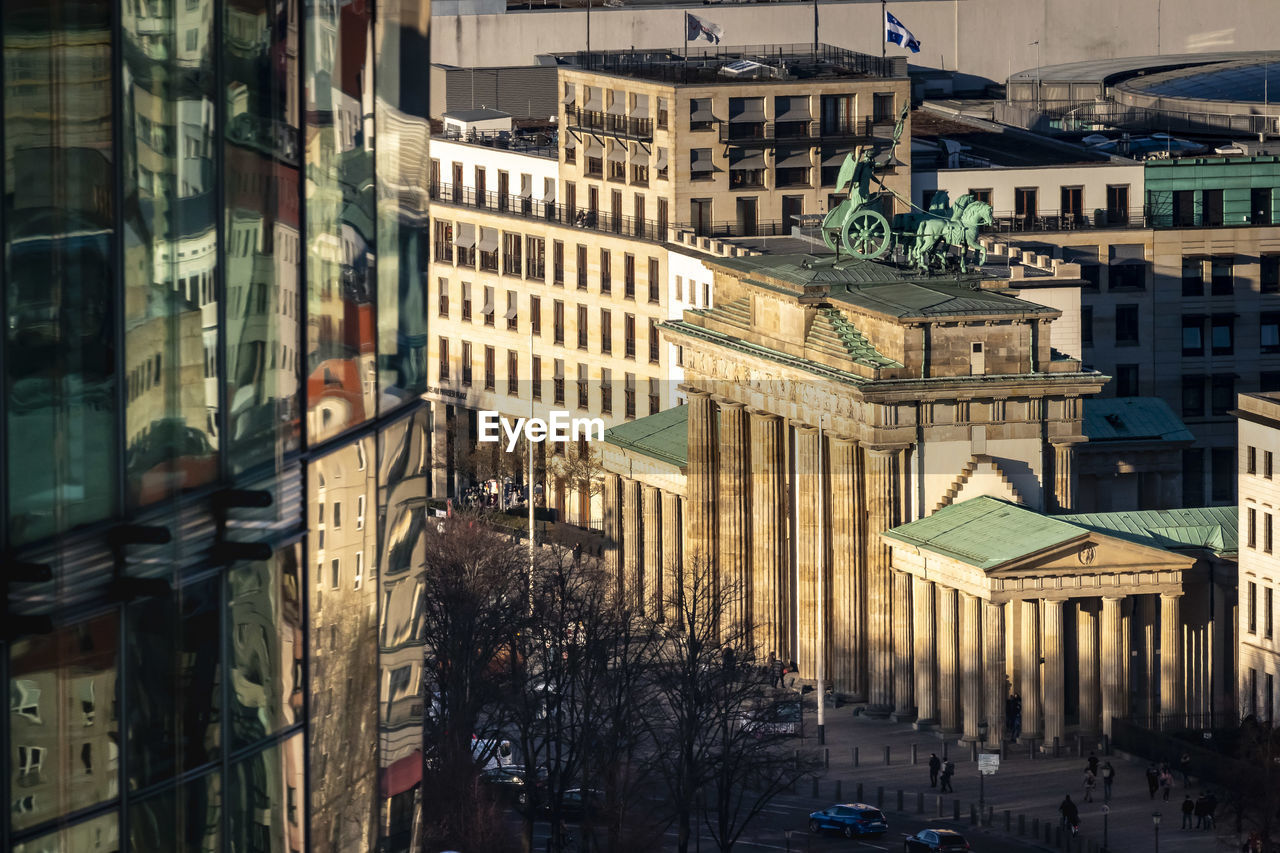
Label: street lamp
xmin=1152 ymin=811 xmax=1161 ymax=853
xmin=977 ymin=720 xmax=990 ymax=821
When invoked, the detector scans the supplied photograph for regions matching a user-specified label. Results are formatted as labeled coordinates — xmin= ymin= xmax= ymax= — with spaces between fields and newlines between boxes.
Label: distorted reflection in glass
xmin=225 ymin=0 xmax=303 ymax=474
xmin=120 ymin=0 xmax=220 ymax=506
xmin=126 ymin=577 xmax=222 ymax=791
xmin=128 ymin=771 xmax=221 ymax=853
xmin=228 ymin=734 xmax=306 ymax=853
xmin=13 ymin=811 xmax=119 ymax=853
xmin=9 ymin=615 xmax=120 ymax=832
xmin=305 ymin=0 xmax=377 ymax=443
xmin=375 ymin=0 xmax=431 ymax=412
xmin=308 ymin=436 xmax=378 ymax=852
xmin=229 ymin=544 xmax=303 ymax=750
xmin=378 ymin=409 xmax=429 ymax=851
xmin=3 ymin=1 xmax=117 ymax=544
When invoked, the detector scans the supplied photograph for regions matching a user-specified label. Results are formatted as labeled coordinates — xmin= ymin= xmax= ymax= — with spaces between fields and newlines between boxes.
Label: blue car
xmin=807 ymin=802 xmax=888 ymax=838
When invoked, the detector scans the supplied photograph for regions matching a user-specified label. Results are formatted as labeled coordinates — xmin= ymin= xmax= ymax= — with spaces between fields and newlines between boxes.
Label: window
xmin=625 ymin=313 xmax=636 ymax=359
xmin=1081 ymin=306 xmax=1093 ymax=345
xmin=553 ymin=300 xmax=565 ymax=345
xmin=624 ymin=372 xmax=636 ymax=419
xmin=577 ymin=364 xmax=589 ymax=410
xmin=461 ymin=282 xmax=472 ymax=322
xmin=600 ymin=369 xmax=613 ymax=414
xmin=506 ymin=291 xmax=518 ymax=330
xmin=1263 ymin=255 xmax=1280 ymax=294
xmin=356 ymin=494 xmax=365 ymax=529
xmin=1248 ymin=445 xmax=1258 ymax=475
xmin=1268 ymin=588 xmax=1276 ymax=639
xmin=689 ymin=98 xmax=714 ymax=131
xmin=1106 ymin=184 xmax=1130 ymax=224
xmin=554 ymin=240 xmax=565 ymax=285
xmin=1114 ymin=364 xmax=1139 ymax=397
xmin=484 ymin=346 xmax=496 ymax=391
xmin=624 ymin=254 xmax=636 ymax=299
xmin=1080 ymin=264 xmax=1101 ymax=292
xmin=333 ymin=501 xmax=342 ymax=529
xmin=601 ymin=309 xmax=613 ymax=354
xmin=437 ymin=277 xmax=449 ymax=317
xmin=690 ymin=148 xmax=714 ymax=181
xmin=648 ymin=257 xmax=660 ymax=303
xmin=479 ymin=229 xmax=499 ymax=272
xmin=531 ymin=356 xmax=542 ymax=401
xmin=527 ymin=236 xmax=546 ymax=280
xmin=648 ymin=318 xmax=660 ymax=363
xmin=577 ymin=304 xmax=589 ymax=349
xmin=1184 ymin=448 xmax=1205 ymax=505
xmin=576 ymin=244 xmax=588 ymax=290
xmin=434 ymin=220 xmax=454 ymax=263
xmin=508 ymin=350 xmax=519 ymax=396
xmin=531 ymin=296 xmax=542 ymax=336
xmin=1269 ymin=513 xmax=1276 ymax=554
xmin=1211 ymin=446 xmax=1234 ymax=501
xmin=1262 ymin=313 xmax=1280 ymax=353
xmin=1182 ymin=316 xmax=1204 ymax=356
xmin=1211 ymin=315 xmax=1234 ymax=355
xmin=1211 ymin=375 xmax=1235 ymax=416
xmin=1267 ymin=451 xmax=1275 ymax=480
xmin=438 ymin=338 xmax=450 ymax=382
xmin=12 ymin=680 xmax=40 ymax=723
xmin=873 ymin=92 xmax=895 ymax=122
xmin=1249 ymin=581 xmax=1258 ymax=633
xmin=1060 ymin=186 xmax=1084 ymax=224
xmin=1173 ymin=190 xmax=1195 ymax=227
xmin=1210 ymin=257 xmax=1234 ymax=295
xmin=354 ymin=552 xmax=364 ymax=590
xmin=648 ymin=377 xmax=660 ymax=415
xmin=461 ymin=342 xmax=472 ymax=385
xmin=1252 ymin=188 xmax=1273 ymax=225
xmin=1182 ymin=377 xmax=1204 ymax=417
xmin=1249 ymin=507 xmax=1258 ymax=548
xmin=331 ymin=558 xmax=340 ymax=589
xmin=503 ymin=232 xmax=522 ymax=276
xmin=1015 ymin=187 xmax=1037 ymax=227
xmin=600 ymin=249 xmax=612 ymax=293
xmin=968 ymin=188 xmax=993 ymax=205
xmin=553 ymin=360 xmax=565 ymax=405
xmin=1181 ymin=257 xmax=1203 ymax=297
xmin=482 ymin=285 xmax=495 ymax=327
xmin=657 ymin=97 xmax=668 ymax=129
xmin=1115 ymin=304 xmax=1139 ymax=345
xmin=1203 ymin=189 xmax=1224 ymax=227
xmin=17 ymin=745 xmax=44 ymax=775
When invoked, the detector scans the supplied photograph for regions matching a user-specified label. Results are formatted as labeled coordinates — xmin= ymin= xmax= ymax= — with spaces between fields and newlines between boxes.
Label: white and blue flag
xmin=884 ymin=11 xmax=921 ymax=53
xmin=686 ymin=12 xmax=724 ymax=45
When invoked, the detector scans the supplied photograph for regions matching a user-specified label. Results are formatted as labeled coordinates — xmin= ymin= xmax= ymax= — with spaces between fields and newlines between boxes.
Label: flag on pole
xmin=884 ymin=11 xmax=921 ymax=53
xmin=686 ymin=12 xmax=724 ymax=44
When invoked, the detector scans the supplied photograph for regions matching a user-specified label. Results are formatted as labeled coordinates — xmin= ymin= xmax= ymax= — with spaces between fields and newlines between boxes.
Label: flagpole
xmin=812 ymin=0 xmax=818 ymax=52
xmin=881 ymin=0 xmax=886 ymax=61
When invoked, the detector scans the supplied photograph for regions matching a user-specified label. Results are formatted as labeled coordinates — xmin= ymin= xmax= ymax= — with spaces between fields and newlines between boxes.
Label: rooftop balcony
xmin=718 ymin=117 xmax=878 ymax=147
xmin=565 ymin=107 xmax=654 ymax=142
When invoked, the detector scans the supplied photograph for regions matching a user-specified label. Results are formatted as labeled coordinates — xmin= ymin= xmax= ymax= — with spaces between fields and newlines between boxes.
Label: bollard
xmin=852 ymin=746 xmax=859 ymax=767
xmin=824 ymin=748 xmax=830 ymax=769
xmin=1053 ymin=736 xmax=1060 ymax=758
xmin=917 ymin=792 xmax=924 ymax=813
xmin=1032 ymin=817 xmax=1040 ymax=837
xmin=1029 ymin=740 xmax=1036 ymax=760
xmin=936 ymin=795 xmax=944 ymax=817
xmin=877 ymin=786 xmax=884 ymax=809
xmin=834 ymin=780 xmax=842 ymax=800
xmin=1005 ymin=810 xmax=1012 ymax=831
xmin=969 ymin=805 xmax=977 ymax=825
xmin=884 ymin=745 xmax=891 ymax=766
xmin=1000 ymin=740 xmax=1007 ymax=761
xmin=1045 ymin=823 xmax=1052 ymax=845
xmin=952 ymin=800 xmax=960 ymax=820
xmin=856 ymin=782 xmax=864 ymax=801
xmin=1017 ymin=814 xmax=1025 ymax=835
xmin=912 ymin=743 xmax=919 ymax=765
xmin=942 ymin=742 xmax=949 ymax=761
xmin=1103 ymin=734 xmax=1111 ymax=755
xmin=794 ymin=749 xmax=800 ymax=767
xmin=1053 ymin=825 xmax=1060 ymax=847
xmin=988 ymin=806 xmax=995 ymax=827
xmin=811 ymin=777 xmax=819 ymax=798
xmin=1075 ymin=733 xmax=1083 ymax=757
xmin=969 ymin=741 xmax=978 ymax=762
xmin=896 ymin=790 xmax=904 ymax=811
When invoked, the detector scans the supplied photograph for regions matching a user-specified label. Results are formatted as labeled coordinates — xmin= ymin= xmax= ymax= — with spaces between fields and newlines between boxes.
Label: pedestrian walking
xmin=1159 ymin=767 xmax=1174 ymax=802
xmin=1083 ymin=771 xmax=1096 ymax=803
xmin=1101 ymin=761 xmax=1115 ymax=802
xmin=1181 ymin=795 xmax=1194 ymax=829
xmin=1059 ymin=794 xmax=1080 ymax=831
xmin=1194 ymin=793 xmax=1208 ymax=829
xmin=1146 ymin=765 xmax=1160 ymax=799
xmin=1179 ymin=752 xmax=1192 ymax=785
xmin=928 ymin=753 xmax=941 ymax=788
xmin=1087 ymin=752 xmax=1099 ymax=777
xmin=768 ymin=652 xmax=783 ymax=689
xmin=940 ymin=759 xmax=955 ymax=793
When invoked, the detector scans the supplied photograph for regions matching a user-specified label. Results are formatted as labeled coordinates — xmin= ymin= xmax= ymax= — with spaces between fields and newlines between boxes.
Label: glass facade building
xmin=2 ymin=0 xmax=430 ymax=851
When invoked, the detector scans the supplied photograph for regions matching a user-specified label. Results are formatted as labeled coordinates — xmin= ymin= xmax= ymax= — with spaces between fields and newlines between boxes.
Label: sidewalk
xmin=794 ymin=702 xmax=1235 ymax=852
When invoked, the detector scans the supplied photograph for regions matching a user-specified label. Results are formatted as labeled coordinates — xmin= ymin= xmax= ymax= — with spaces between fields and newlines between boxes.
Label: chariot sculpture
xmin=820 ymin=104 xmax=993 ymax=272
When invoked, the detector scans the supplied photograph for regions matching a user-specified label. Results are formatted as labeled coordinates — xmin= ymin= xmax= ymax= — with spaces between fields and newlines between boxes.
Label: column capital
xmin=748 ymin=408 xmax=781 ymax=421
xmin=1050 ymin=435 xmax=1088 ymax=448
xmin=794 ymin=423 xmax=818 ymax=434
xmin=1159 ymin=591 xmax=1185 ymax=601
xmin=865 ymin=442 xmax=912 ymax=457
xmin=828 ymin=434 xmax=859 ymax=448
xmin=716 ymin=398 xmax=746 ymax=410
xmin=682 ymin=385 xmax=711 ymax=398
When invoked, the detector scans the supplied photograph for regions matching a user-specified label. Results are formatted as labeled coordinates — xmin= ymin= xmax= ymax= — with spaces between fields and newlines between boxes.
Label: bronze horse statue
xmin=909 ymin=194 xmax=993 ymax=273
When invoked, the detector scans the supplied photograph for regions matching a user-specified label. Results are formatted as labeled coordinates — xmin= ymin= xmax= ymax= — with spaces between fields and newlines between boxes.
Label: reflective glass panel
xmin=305 ymin=0 xmax=377 ymax=443
xmin=128 ymin=771 xmax=221 ymax=853
xmin=13 ymin=811 xmax=119 ymax=853
xmin=374 ymin=1 xmax=431 ymax=412
xmin=229 ymin=543 xmax=304 ymax=750
xmin=120 ymin=0 xmax=220 ymax=506
xmin=9 ymin=615 xmax=119 ymax=831
xmin=224 ymin=0 xmax=303 ymax=473
xmin=126 ymin=576 xmax=222 ymax=790
xmin=227 ymin=734 xmax=307 ymax=853
xmin=3 ymin=0 xmax=117 ymax=544
xmin=308 ymin=436 xmax=378 ymax=850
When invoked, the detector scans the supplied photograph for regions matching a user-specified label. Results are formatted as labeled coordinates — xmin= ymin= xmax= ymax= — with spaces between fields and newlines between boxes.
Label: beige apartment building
xmin=1238 ymin=392 xmax=1280 ymax=723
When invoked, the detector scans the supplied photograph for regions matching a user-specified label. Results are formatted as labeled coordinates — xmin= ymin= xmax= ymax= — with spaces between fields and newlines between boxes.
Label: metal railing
xmin=430 ymin=182 xmax=671 ymax=242
xmin=436 ymin=127 xmax=559 ymax=159
xmin=565 ymin=43 xmax=901 ymax=85
xmin=718 ymin=117 xmax=876 ymax=146
xmin=565 ymin=107 xmax=653 ymax=141
xmin=984 ymin=208 xmax=1151 ymax=233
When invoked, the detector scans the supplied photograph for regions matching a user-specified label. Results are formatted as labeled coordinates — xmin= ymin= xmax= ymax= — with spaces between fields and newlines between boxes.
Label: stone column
xmin=1100 ymin=596 xmax=1126 ymax=737
xmin=794 ymin=425 xmax=823 ymax=679
xmin=718 ymin=401 xmax=751 ymax=640
xmin=1077 ymin=599 xmax=1100 ymax=735
xmin=750 ymin=411 xmax=789 ymax=662
xmin=661 ymin=492 xmax=683 ymax=621
xmin=892 ymin=571 xmax=915 ymax=720
xmin=623 ymin=479 xmax=643 ymax=611
xmin=961 ymin=592 xmax=983 ymax=742
xmin=643 ymin=486 xmax=663 ymax=617
xmin=602 ymin=472 xmax=623 ymax=595
xmin=1042 ymin=599 xmax=1065 ymax=747
xmin=1160 ymin=592 xmax=1184 ymax=725
xmin=1020 ymin=599 xmax=1041 ymax=741
xmin=686 ymin=390 xmax=718 ymax=587
xmin=829 ymin=436 xmax=864 ymax=698
xmin=983 ymin=600 xmax=1006 ymax=746
xmin=1051 ymin=436 xmax=1083 ymax=512
xmin=937 ymin=587 xmax=960 ymax=735
xmin=1138 ymin=594 xmax=1158 ymax=717
xmin=913 ymin=576 xmax=937 ymax=727
xmin=865 ymin=444 xmax=906 ymax=712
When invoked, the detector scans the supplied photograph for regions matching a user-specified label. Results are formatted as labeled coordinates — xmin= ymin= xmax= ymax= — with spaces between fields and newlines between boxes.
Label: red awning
xmin=380 ymin=750 xmax=423 ymax=798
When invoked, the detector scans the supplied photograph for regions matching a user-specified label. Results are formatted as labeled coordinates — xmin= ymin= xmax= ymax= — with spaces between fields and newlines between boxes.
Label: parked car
xmin=480 ymin=765 xmax=538 ymax=805
xmin=744 ymin=699 xmax=802 ymax=737
xmin=807 ymin=803 xmax=888 ymax=838
xmin=903 ymin=828 xmax=971 ymax=851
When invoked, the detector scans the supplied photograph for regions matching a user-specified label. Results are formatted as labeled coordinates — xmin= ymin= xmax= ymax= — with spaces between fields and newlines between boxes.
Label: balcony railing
xmin=718 ymin=117 xmax=876 ymax=146
xmin=984 ymin=208 xmax=1151 ymax=233
xmin=430 ymin=182 xmax=670 ymax=242
xmin=566 ymin=107 xmax=654 ymax=141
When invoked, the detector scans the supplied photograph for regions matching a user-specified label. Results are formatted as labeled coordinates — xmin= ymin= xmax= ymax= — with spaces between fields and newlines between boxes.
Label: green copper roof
xmin=1059 ymin=506 xmax=1238 ymax=556
xmin=1083 ymin=397 xmax=1194 ymax=443
xmin=604 ymin=404 xmax=689 ymax=467
xmin=808 ymin=308 xmax=903 ymax=368
xmin=881 ymin=496 xmax=1085 ymax=570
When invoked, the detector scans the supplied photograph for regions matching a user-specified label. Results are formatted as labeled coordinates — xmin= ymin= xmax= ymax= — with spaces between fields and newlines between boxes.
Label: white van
xmin=471 ymin=735 xmax=514 ymax=770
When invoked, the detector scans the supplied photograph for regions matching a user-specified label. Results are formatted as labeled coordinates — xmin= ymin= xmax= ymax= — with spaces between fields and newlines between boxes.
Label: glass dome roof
xmin=1130 ymin=60 xmax=1280 ymax=103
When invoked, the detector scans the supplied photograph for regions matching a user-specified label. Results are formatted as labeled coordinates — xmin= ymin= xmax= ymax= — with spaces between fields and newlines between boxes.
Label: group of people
xmin=1178 ymin=792 xmax=1219 ymax=830
xmin=1081 ymin=753 xmax=1115 ymax=803
xmin=1145 ymin=763 xmax=1179 ymax=801
xmin=927 ymin=753 xmax=956 ymax=793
